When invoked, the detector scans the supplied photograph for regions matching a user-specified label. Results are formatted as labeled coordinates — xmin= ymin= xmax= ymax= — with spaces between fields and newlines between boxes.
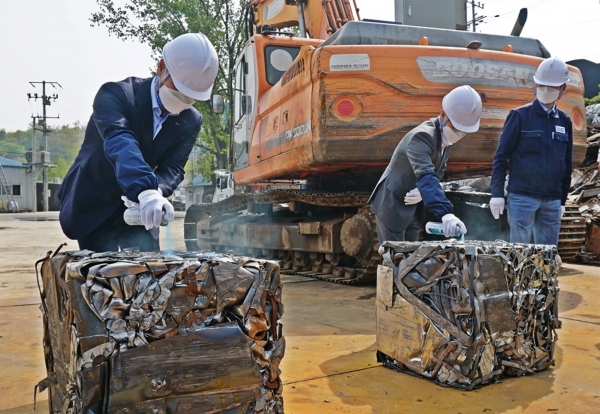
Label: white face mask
xmin=441 ymin=117 xmax=467 ymax=144
xmin=158 ymin=70 xmax=195 ymax=114
xmin=536 ymin=86 xmax=561 ymax=105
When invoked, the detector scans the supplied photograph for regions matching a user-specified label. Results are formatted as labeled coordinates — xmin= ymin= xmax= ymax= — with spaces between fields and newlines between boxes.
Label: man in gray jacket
xmin=369 ymin=86 xmax=483 ymax=244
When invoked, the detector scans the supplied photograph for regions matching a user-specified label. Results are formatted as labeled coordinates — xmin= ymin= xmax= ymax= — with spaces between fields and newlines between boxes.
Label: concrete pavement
xmin=1 ymin=212 xmax=599 ymax=413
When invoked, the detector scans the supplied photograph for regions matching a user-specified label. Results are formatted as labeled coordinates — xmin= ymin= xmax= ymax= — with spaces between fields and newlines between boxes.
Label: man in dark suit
xmin=369 ymin=86 xmax=482 ymax=244
xmin=58 ymin=33 xmax=218 ymax=252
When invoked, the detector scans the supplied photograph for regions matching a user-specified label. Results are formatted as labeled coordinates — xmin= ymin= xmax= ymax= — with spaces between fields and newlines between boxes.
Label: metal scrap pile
xmin=568 ymin=147 xmax=600 ymax=261
xmin=587 ymin=103 xmax=600 ymax=130
xmin=35 ymin=246 xmax=284 ymax=414
xmin=573 ymin=195 xmax=600 ymax=262
xmin=570 ymin=139 xmax=600 ymax=203
xmin=376 ymin=240 xmax=560 ymax=390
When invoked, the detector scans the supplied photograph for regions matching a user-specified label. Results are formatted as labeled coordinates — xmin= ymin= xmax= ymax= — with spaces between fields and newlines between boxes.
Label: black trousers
xmin=376 ymin=215 xmax=421 ymax=245
xmin=77 ymin=206 xmax=159 ymax=252
xmin=375 ymin=202 xmax=424 ymax=245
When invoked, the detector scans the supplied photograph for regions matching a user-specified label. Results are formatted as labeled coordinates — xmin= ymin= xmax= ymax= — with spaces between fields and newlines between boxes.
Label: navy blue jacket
xmin=58 ymin=77 xmax=201 ymax=240
xmin=490 ymin=99 xmax=573 ymax=205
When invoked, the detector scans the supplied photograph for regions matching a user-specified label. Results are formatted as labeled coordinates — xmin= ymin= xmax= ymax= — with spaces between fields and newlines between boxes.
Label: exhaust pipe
xmin=510 ymin=8 xmax=527 ymax=37
xmin=297 ymin=0 xmax=306 ymax=38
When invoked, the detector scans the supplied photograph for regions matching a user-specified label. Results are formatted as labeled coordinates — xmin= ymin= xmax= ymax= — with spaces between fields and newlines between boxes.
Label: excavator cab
xmin=232 ymin=43 xmax=257 ymax=171
xmin=232 ymin=36 xmax=317 ymax=172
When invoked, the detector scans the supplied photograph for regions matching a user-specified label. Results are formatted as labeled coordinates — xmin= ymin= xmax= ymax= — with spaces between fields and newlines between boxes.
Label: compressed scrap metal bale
xmin=35 ymin=245 xmax=284 ymax=414
xmin=376 ymin=240 xmax=560 ymax=390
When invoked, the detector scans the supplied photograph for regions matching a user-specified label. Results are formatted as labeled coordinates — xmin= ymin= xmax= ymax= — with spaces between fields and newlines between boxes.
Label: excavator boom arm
xmin=248 ymin=0 xmax=359 ymax=39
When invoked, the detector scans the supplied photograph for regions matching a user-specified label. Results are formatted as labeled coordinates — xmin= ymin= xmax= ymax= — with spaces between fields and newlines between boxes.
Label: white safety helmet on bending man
xmin=156 ymin=32 xmax=219 ymax=114
xmin=139 ymin=32 xmax=219 ymax=231
xmin=404 ymin=85 xmax=482 ymax=238
xmin=440 ymin=85 xmax=483 ymax=143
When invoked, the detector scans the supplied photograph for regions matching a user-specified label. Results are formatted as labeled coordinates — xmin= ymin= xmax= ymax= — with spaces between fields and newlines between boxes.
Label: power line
xmin=467 ymin=1 xmax=500 ymax=32
xmin=487 ymin=0 xmax=556 ymax=23
xmin=55 ymin=101 xmax=89 ymax=122
xmin=57 ymin=91 xmax=89 ymax=113
xmin=54 ymin=84 xmax=90 ymax=112
xmin=467 ymin=1 xmax=485 ymax=32
xmin=526 ymin=17 xmax=600 ymax=35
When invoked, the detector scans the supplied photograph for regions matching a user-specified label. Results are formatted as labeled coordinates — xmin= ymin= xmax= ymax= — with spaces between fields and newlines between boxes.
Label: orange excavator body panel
xmin=233 ymin=33 xmax=586 ymax=186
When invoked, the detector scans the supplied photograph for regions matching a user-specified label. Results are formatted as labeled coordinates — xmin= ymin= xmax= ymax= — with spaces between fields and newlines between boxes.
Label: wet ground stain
xmin=15 ymin=217 xmax=58 ymax=221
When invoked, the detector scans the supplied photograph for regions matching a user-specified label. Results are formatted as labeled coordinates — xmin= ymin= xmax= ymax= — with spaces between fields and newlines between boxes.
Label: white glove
xmin=404 ymin=188 xmax=422 ymax=205
xmin=489 ymin=197 xmax=505 ymax=220
xmin=561 ymin=205 xmax=566 ymax=217
xmin=138 ymin=189 xmax=175 ymax=230
xmin=121 ymin=196 xmax=139 ymax=209
xmin=442 ymin=214 xmax=467 ymax=237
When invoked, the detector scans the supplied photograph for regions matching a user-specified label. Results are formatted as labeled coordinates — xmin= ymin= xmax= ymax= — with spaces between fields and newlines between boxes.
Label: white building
xmin=0 ymin=156 xmax=34 ymax=212
xmin=186 ymin=176 xmax=214 ymax=207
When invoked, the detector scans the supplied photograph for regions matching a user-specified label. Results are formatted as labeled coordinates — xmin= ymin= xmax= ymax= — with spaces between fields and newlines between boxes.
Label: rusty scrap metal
xmin=575 ymin=197 xmax=600 ymax=262
xmin=376 ymin=240 xmax=560 ymax=390
xmin=36 ymin=248 xmax=284 ymax=413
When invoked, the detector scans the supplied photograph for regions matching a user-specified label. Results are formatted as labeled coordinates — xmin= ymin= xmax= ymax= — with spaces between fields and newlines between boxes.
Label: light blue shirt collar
xmin=151 ymin=76 xmax=178 ymax=139
xmin=536 ymin=99 xmax=559 ymax=118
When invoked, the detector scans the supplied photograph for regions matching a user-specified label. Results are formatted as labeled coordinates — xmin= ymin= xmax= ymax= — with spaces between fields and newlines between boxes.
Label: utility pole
xmin=467 ymin=0 xmax=485 ymax=32
xmin=30 ymin=116 xmax=37 ymax=213
xmin=28 ymin=81 xmax=60 ymax=212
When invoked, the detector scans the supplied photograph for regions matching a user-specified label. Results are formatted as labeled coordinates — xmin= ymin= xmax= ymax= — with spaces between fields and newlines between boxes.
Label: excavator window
xmin=234 ymin=57 xmax=247 ymax=122
xmin=217 ymin=176 xmax=228 ymax=190
xmin=265 ymin=45 xmax=301 ymax=86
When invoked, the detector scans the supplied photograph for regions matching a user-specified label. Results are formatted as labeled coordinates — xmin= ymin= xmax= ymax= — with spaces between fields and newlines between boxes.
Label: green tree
xmin=0 ymin=141 xmax=27 ymax=163
xmin=47 ymin=123 xmax=86 ymax=180
xmin=91 ymin=0 xmax=250 ymax=178
xmin=0 ymin=124 xmax=85 ymax=179
xmin=0 ymin=127 xmax=30 ymax=163
xmin=585 ymin=85 xmax=600 ymax=106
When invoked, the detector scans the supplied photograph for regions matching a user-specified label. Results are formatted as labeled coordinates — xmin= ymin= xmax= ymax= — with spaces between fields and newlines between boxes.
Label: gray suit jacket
xmin=368 ymin=117 xmax=452 ymax=232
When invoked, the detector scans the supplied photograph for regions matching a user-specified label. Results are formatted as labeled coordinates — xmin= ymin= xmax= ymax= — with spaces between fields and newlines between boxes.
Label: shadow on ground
xmin=559 ymin=267 xmax=584 ymax=277
xmin=0 ymin=401 xmax=47 ymax=414
xmin=560 ymin=290 xmax=583 ymax=313
xmin=317 ymin=342 xmax=560 ymax=414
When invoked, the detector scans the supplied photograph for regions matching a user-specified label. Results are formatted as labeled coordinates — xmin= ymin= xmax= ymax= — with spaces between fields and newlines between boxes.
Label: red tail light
xmin=332 ymin=96 xmax=362 ymax=121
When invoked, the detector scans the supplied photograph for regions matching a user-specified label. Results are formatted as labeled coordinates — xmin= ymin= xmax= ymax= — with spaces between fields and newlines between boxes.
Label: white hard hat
xmin=533 ymin=57 xmax=569 ymax=87
xmin=162 ymin=33 xmax=219 ymax=101
xmin=442 ymin=85 xmax=482 ymax=133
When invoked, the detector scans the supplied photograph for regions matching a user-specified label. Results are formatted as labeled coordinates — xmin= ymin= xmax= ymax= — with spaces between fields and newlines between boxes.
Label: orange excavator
xmin=184 ymin=0 xmax=587 ymax=283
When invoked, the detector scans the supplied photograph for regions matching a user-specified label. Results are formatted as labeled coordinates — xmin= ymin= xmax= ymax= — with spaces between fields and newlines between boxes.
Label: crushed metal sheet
xmin=36 ymin=248 xmax=285 ymax=413
xmin=376 ymin=240 xmax=560 ymax=390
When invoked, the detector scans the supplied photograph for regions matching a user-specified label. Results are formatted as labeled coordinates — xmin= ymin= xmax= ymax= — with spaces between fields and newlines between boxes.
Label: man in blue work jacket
xmin=58 ymin=33 xmax=219 ymax=252
xmin=489 ymin=57 xmax=573 ymax=245
xmin=369 ymin=86 xmax=483 ymax=243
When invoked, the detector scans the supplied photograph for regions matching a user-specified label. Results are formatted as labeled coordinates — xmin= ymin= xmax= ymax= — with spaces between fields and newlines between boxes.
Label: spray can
xmin=123 ymin=207 xmax=169 ymax=226
xmin=425 ymin=221 xmax=462 ymax=238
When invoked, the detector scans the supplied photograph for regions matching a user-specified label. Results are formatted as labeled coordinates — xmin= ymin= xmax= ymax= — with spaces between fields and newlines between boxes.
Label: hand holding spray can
xmin=425 ymin=221 xmax=463 ymax=238
xmin=123 ymin=207 xmax=169 ymax=227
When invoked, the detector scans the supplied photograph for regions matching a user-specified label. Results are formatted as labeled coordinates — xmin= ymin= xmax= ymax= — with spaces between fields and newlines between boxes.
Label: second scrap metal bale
xmin=376 ymin=240 xmax=560 ymax=390
xmin=36 ymin=247 xmax=284 ymax=414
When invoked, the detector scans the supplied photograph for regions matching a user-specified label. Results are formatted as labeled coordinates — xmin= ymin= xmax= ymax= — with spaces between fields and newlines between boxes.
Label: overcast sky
xmin=1 ymin=0 xmax=599 ymax=132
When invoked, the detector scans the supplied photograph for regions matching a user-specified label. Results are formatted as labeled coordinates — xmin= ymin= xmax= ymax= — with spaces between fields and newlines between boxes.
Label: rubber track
xmin=184 ymin=190 xmax=379 ymax=285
